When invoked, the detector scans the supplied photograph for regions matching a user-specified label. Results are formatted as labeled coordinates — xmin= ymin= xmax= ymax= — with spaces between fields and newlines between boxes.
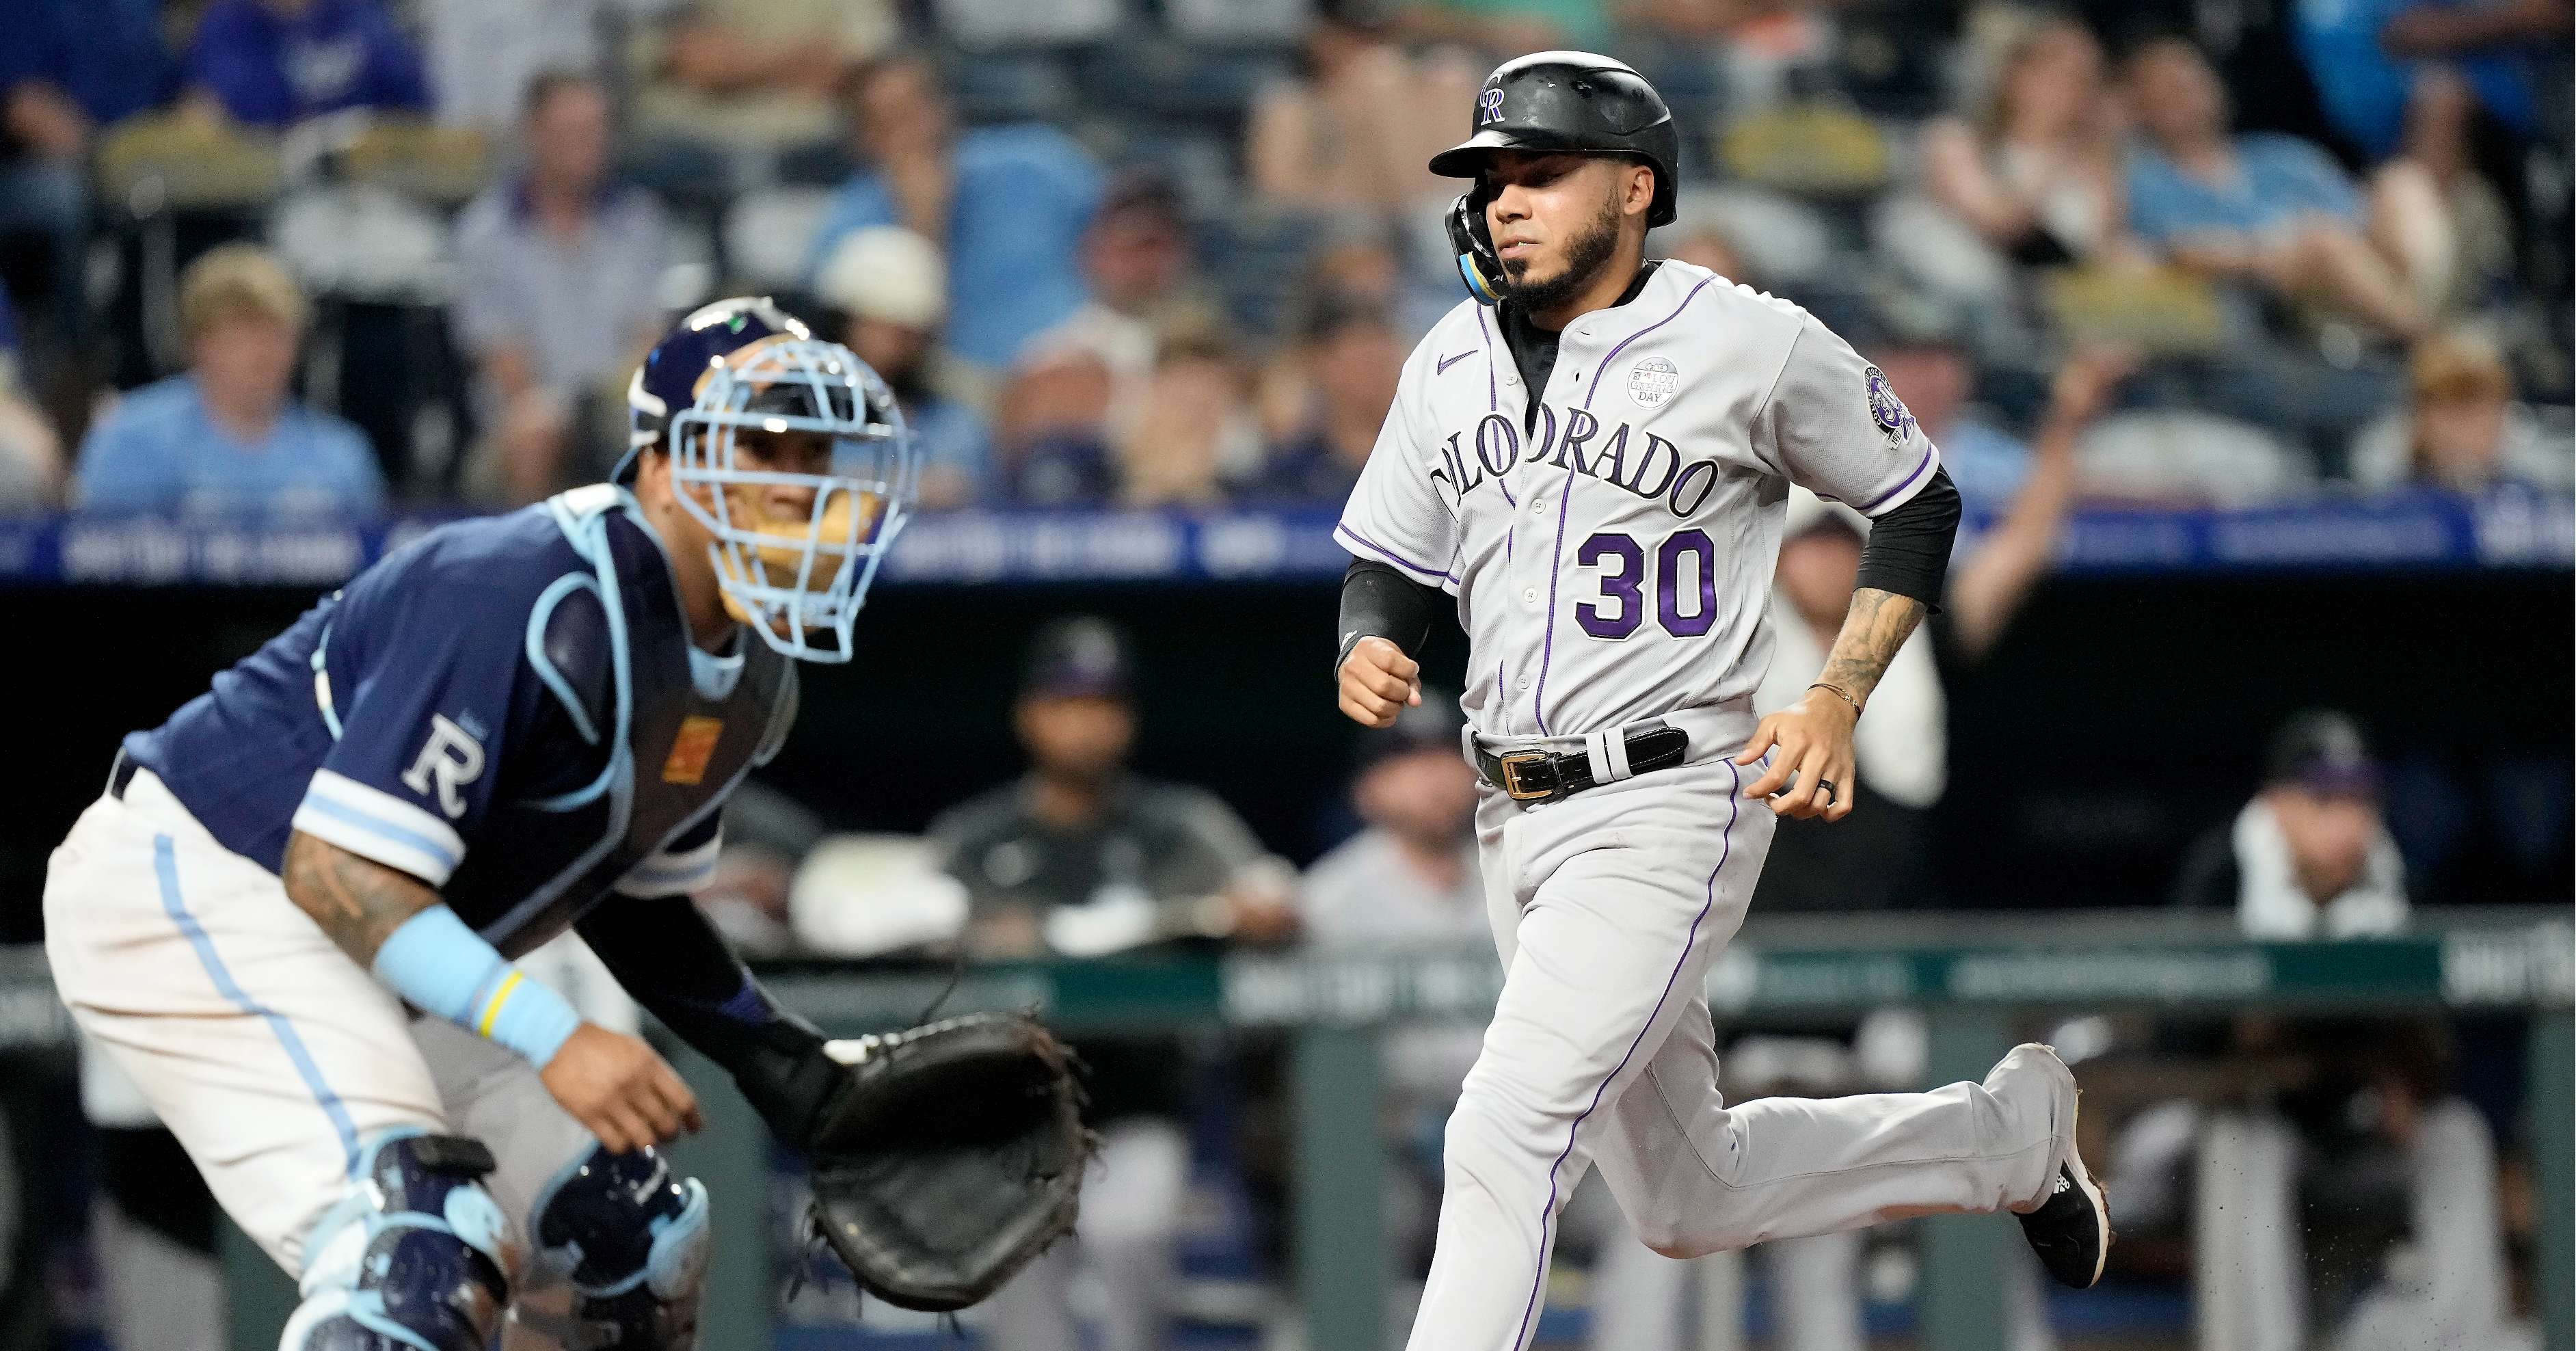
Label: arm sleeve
xmin=1338 ymin=558 xmax=1444 ymax=669
xmin=1754 ymin=313 xmax=1944 ymax=518
xmin=288 ymin=554 xmax=531 ymax=887
xmin=1852 ymin=466 xmax=1961 ymax=608
xmin=1334 ymin=345 xmax=1460 ymax=589
xmin=575 ymin=896 xmax=842 ymax=1142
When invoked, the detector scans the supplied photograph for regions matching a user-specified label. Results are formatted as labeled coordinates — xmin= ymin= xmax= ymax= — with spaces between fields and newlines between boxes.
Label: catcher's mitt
xmin=805 ymin=1013 xmax=1090 ymax=1312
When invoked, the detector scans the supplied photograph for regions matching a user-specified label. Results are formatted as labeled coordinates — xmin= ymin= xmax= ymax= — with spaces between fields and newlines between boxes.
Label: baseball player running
xmin=44 ymin=299 xmax=918 ymax=1348
xmin=1331 ymin=53 xmax=2110 ymax=1350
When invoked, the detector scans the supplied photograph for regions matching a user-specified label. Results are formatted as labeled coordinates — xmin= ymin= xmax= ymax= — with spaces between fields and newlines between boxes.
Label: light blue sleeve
xmin=2121 ymin=146 xmax=2186 ymax=245
xmin=2260 ymin=135 xmax=2361 ymax=222
xmin=72 ymin=405 xmax=179 ymax=511
xmin=803 ymin=176 xmax=900 ymax=284
xmin=322 ymin=417 xmax=388 ymax=512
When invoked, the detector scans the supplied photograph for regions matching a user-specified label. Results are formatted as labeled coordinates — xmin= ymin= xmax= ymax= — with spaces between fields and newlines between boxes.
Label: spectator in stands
xmin=0 ymin=288 xmax=63 ymax=508
xmin=1244 ymin=295 xmax=1403 ymax=502
xmin=1754 ymin=345 xmax=2134 ymax=911
xmin=1922 ymin=15 xmax=2133 ymax=267
xmin=0 ymin=0 xmax=174 ymax=338
xmin=1114 ymin=331 xmax=1259 ymax=508
xmin=807 ymin=53 xmax=1101 ymax=371
xmin=817 ymin=225 xmax=993 ymax=507
xmin=1028 ymin=172 xmax=1209 ymax=436
xmin=2120 ymin=35 xmax=2445 ymax=340
xmin=76 ymin=245 xmax=381 ymax=513
xmin=1245 ymin=1 xmax=1482 ymax=216
xmin=930 ymin=617 xmax=1296 ymax=1351
xmin=628 ymin=0 xmax=894 ymax=161
xmin=1300 ymin=697 xmax=1486 ymax=1282
xmin=453 ymin=71 xmax=670 ymax=505
xmin=2350 ymin=329 xmax=2572 ymax=495
xmin=995 ymin=345 xmax=1117 ymax=505
xmin=183 ymin=0 xmax=430 ymax=129
xmin=416 ymin=0 xmax=631 ymax=133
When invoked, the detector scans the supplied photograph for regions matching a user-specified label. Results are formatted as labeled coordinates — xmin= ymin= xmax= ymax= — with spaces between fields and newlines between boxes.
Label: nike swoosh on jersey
xmin=1436 ymin=349 xmax=1478 ymax=374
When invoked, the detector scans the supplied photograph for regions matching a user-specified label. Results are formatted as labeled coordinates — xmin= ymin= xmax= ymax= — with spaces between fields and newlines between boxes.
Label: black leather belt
xmin=107 ymin=749 xmax=138 ymax=800
xmin=1473 ymin=721 xmax=1689 ymax=804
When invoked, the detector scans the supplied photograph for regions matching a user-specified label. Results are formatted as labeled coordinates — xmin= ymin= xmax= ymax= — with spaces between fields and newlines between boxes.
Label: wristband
xmin=373 ymin=906 xmax=582 ymax=1067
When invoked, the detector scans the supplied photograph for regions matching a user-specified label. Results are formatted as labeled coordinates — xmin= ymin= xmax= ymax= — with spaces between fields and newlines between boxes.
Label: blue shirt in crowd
xmin=76 ymin=375 xmax=386 ymax=514
xmin=807 ymin=125 xmax=1103 ymax=369
xmin=905 ymin=393 xmax=996 ymax=498
xmin=2294 ymin=0 xmax=2543 ymax=161
xmin=2125 ymin=133 xmax=2361 ymax=246
xmin=1931 ymin=416 xmax=2035 ymax=512
xmin=187 ymin=0 xmax=429 ymax=128
xmin=0 ymin=0 xmax=176 ymax=124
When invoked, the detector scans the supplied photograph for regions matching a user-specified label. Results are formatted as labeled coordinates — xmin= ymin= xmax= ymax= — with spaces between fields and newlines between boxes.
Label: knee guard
xmin=279 ymin=1129 xmax=512 ymax=1351
xmin=528 ymin=1144 xmax=710 ymax=1350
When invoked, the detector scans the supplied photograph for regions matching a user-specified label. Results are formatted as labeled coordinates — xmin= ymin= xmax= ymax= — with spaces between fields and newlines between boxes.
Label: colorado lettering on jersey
xmin=1335 ymin=260 xmax=1944 ymax=738
xmin=1429 ymin=406 xmax=1721 ymax=518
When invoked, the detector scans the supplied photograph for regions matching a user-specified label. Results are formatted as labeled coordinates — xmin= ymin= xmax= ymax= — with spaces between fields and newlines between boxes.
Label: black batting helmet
xmin=1430 ymin=51 xmax=1680 ymax=228
xmin=1431 ymin=52 xmax=1680 ymax=304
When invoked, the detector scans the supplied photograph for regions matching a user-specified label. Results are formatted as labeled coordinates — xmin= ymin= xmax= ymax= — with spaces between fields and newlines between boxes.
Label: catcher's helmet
xmin=1430 ymin=51 xmax=1680 ymax=304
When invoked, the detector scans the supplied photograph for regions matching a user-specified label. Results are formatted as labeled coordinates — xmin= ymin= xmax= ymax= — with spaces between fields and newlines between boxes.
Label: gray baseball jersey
xmin=1335 ymin=260 xmax=1942 ymax=738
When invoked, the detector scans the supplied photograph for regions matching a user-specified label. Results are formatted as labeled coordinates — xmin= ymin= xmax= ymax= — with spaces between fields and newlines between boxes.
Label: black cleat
xmin=2017 ymin=1150 xmax=2110 ymax=1289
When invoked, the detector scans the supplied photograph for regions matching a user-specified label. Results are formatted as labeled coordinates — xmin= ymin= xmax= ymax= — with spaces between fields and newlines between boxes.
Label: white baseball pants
xmin=1406 ymin=720 xmax=2072 ymax=1351
xmin=44 ymin=770 xmax=619 ymax=1348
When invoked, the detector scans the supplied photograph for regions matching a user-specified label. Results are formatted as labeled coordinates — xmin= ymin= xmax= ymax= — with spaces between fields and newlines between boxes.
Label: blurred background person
xmin=415 ymin=0 xmax=629 ymax=134
xmin=628 ymin=0 xmax=894 ymax=165
xmin=816 ymin=224 xmax=993 ymax=508
xmin=453 ymin=70 xmax=671 ymax=504
xmin=1244 ymin=1 xmax=1481 ymax=217
xmin=928 ymin=616 xmax=1296 ymax=1351
xmin=181 ymin=0 xmax=429 ymax=129
xmin=0 ymin=0 xmax=174 ymax=342
xmin=2120 ymin=35 xmax=2445 ymax=342
xmin=1114 ymin=332 xmax=1259 ymax=508
xmin=2348 ymin=328 xmax=2574 ymax=495
xmin=1030 ymin=172 xmax=1209 ymax=438
xmin=1244 ymin=295 xmax=1404 ymax=503
xmin=2171 ymin=710 xmax=2408 ymax=935
xmin=1922 ymin=14 xmax=2134 ymax=271
xmin=72 ymin=244 xmax=381 ymax=514
xmin=995 ymin=344 xmax=1118 ymax=505
xmin=807 ymin=53 xmax=1100 ymax=371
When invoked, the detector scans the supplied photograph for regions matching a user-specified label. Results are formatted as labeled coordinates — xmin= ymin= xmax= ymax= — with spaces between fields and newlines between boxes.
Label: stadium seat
xmin=2044 ymin=266 xmax=2228 ymax=358
xmin=94 ymin=115 xmax=283 ymax=216
xmin=332 ymin=120 xmax=495 ymax=210
xmin=1717 ymin=104 xmax=1893 ymax=199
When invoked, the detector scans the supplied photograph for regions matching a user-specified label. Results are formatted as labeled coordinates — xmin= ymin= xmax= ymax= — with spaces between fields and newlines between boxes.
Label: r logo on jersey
xmin=662 ymin=715 xmax=725 ymax=785
xmin=402 ymin=714 xmax=487 ymax=819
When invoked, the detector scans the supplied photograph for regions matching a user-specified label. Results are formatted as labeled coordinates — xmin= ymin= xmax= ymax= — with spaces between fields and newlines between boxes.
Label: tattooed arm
xmin=1732 ymin=587 xmax=1924 ymax=822
xmin=282 ymin=829 xmax=443 ymax=965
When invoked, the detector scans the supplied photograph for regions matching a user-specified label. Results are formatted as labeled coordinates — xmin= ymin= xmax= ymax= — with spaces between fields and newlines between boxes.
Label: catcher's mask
xmin=623 ymin=297 xmax=918 ymax=664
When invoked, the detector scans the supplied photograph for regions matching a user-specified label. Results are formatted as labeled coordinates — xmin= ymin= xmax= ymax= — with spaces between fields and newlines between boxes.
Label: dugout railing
xmin=3 ymin=908 xmax=2566 ymax=1350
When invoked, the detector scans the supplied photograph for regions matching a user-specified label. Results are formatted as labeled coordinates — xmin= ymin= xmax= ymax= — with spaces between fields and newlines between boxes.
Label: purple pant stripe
xmin=1505 ymin=758 xmax=1743 ymax=1351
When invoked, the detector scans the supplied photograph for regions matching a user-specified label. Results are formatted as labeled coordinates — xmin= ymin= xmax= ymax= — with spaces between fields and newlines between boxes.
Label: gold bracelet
xmin=1808 ymin=682 xmax=1862 ymax=717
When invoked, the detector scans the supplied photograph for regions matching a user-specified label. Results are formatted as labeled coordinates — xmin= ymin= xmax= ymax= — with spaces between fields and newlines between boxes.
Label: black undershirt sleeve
xmin=1337 ymin=558 xmax=1445 ymax=673
xmin=576 ymin=896 xmax=842 ymax=1145
xmin=1852 ymin=466 xmax=1962 ymax=610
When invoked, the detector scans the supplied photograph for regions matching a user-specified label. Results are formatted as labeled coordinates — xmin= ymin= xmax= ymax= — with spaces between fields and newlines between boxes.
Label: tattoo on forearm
xmin=282 ymin=831 xmax=440 ymax=965
xmin=1816 ymin=587 xmax=1926 ymax=706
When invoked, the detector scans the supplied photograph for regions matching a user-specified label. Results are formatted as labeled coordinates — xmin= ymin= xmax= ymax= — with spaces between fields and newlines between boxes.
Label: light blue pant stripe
xmin=152 ymin=833 xmax=363 ymax=1177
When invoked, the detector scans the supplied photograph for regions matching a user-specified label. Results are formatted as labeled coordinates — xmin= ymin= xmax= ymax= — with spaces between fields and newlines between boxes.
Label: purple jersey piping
xmin=1335 ymin=522 xmax=1455 ymax=584
xmin=1533 ymin=277 xmax=1715 ymax=732
xmin=1856 ymin=447 xmax=1937 ymax=512
xmin=1507 ymin=758 xmax=1742 ymax=1351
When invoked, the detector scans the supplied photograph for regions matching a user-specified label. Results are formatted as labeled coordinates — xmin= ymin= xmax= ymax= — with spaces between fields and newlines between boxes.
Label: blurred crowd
xmin=0 ymin=0 xmax=2568 ymax=515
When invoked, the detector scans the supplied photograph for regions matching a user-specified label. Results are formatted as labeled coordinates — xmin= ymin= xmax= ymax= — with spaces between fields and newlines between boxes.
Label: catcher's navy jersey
xmin=122 ymin=485 xmax=797 ymax=957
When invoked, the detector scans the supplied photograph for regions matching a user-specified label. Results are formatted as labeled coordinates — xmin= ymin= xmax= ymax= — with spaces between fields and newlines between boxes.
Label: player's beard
xmin=1501 ymin=188 xmax=1626 ymax=315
